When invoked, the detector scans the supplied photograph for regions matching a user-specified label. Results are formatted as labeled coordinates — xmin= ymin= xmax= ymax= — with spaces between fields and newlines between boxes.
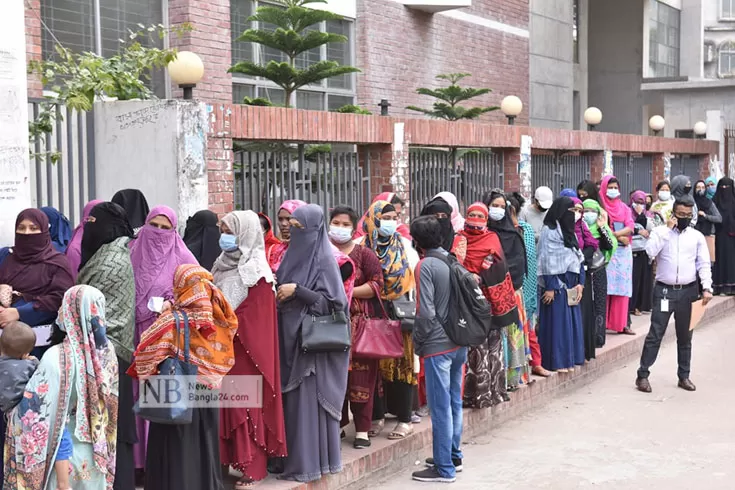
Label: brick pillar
xmin=652 ymin=153 xmax=665 ymax=184
xmin=169 ymin=0 xmax=233 ymax=104
xmin=24 ymin=0 xmax=43 ymax=98
xmin=502 ymin=148 xmax=521 ymax=193
xmin=699 ymin=154 xmax=711 ymax=180
xmin=588 ymin=151 xmax=605 ymax=182
xmin=207 ymin=104 xmax=234 ymax=215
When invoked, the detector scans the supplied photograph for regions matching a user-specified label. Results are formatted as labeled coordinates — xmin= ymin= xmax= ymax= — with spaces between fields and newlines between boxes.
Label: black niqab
xmin=80 ymin=202 xmax=134 ymax=270
xmin=419 ymin=197 xmax=455 ymax=252
xmin=482 ymin=190 xmax=527 ymax=289
xmin=714 ymin=177 xmax=735 ymax=234
xmin=543 ymin=197 xmax=578 ymax=249
xmin=111 ymin=189 xmax=150 ymax=231
xmin=183 ymin=210 xmax=221 ymax=271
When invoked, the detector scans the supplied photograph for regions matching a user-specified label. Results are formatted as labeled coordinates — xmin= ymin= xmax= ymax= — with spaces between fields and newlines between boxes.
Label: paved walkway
xmin=377 ymin=315 xmax=735 ymax=490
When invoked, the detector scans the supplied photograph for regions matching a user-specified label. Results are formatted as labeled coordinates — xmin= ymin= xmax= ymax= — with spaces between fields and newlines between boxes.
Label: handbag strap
xmin=172 ymin=310 xmax=191 ymax=364
xmin=368 ymin=282 xmax=391 ymax=318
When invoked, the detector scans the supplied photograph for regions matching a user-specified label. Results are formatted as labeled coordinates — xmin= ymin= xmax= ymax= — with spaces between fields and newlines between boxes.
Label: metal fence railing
xmin=613 ymin=154 xmax=654 ymax=197
xmin=234 ymin=145 xmax=372 ymax=224
xmin=28 ymin=99 xmax=96 ymax=226
xmin=670 ymin=155 xmax=701 ymax=180
xmin=531 ymin=152 xmax=590 ymax=192
xmin=408 ymin=149 xmax=503 ymax=218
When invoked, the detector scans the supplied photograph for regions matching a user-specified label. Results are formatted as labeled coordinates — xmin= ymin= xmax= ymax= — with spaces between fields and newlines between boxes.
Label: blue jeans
xmin=424 ymin=347 xmax=467 ymax=478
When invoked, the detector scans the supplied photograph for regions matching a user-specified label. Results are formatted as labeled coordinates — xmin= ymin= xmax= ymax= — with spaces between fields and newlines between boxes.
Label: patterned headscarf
xmin=58 ymin=285 xmax=119 ymax=484
xmin=362 ymin=200 xmax=414 ymax=300
xmin=129 ymin=265 xmax=239 ymax=388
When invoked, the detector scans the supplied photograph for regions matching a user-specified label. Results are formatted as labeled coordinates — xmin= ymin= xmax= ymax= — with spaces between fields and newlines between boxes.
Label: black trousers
xmin=638 ymin=282 xmax=697 ymax=380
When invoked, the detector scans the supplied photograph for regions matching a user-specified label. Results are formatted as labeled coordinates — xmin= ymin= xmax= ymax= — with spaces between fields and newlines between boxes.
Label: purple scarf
xmin=66 ymin=200 xmax=103 ymax=279
xmin=571 ymin=197 xmax=599 ymax=250
xmin=129 ymin=205 xmax=197 ymax=324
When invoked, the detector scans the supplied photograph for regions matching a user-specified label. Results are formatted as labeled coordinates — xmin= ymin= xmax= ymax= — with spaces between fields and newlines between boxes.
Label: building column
xmin=207 ymin=104 xmax=234 ymax=215
xmin=503 ymin=148 xmax=521 ymax=194
xmin=652 ymin=153 xmax=666 ymax=184
xmin=587 ymin=151 xmax=605 ymax=182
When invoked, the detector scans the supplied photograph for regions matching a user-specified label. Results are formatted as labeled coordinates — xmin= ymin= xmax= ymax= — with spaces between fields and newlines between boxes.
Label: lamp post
xmin=649 ymin=115 xmax=665 ymax=136
xmin=500 ymin=95 xmax=523 ymax=125
xmin=378 ymin=99 xmax=391 ymax=116
xmin=167 ymin=51 xmax=204 ymax=100
xmin=693 ymin=121 xmax=707 ymax=139
xmin=584 ymin=107 xmax=602 ymax=130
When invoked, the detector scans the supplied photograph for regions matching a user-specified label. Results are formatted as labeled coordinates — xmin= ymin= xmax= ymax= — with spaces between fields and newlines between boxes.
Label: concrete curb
xmin=263 ymin=296 xmax=734 ymax=490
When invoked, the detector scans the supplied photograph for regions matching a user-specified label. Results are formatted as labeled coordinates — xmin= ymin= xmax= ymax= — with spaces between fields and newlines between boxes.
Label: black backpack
xmin=424 ymin=251 xmax=494 ymax=347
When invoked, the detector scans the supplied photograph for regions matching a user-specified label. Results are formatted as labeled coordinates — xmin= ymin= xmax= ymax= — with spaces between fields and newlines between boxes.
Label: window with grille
xmin=648 ymin=1 xmax=680 ymax=78
xmin=722 ymin=0 xmax=735 ymax=20
xmin=230 ymin=0 xmax=356 ymax=110
xmin=719 ymin=44 xmax=735 ymax=77
xmin=40 ymin=0 xmax=166 ymax=96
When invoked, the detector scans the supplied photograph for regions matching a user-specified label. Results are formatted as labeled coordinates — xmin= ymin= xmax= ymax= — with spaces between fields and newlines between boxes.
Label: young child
xmin=0 ymin=321 xmax=73 ymax=490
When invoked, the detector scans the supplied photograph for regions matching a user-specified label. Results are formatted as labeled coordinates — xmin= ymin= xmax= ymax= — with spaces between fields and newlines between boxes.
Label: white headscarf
xmin=434 ymin=191 xmax=465 ymax=232
xmin=212 ymin=210 xmax=274 ymax=308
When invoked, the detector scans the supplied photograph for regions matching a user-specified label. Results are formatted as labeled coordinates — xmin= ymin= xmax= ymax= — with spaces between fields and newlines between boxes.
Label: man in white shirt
xmin=519 ymin=186 xmax=553 ymax=241
xmin=636 ymin=197 xmax=713 ymax=393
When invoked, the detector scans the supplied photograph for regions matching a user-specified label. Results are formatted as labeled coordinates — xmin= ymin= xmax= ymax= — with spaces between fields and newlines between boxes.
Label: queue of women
xmin=1 ymin=176 xmax=735 ymax=489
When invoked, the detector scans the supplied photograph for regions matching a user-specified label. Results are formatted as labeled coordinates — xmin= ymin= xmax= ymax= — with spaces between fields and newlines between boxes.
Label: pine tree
xmin=407 ymin=73 xmax=498 ymax=121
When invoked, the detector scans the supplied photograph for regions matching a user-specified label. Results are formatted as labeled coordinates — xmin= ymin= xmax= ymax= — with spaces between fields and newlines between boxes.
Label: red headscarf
xmin=599 ymin=175 xmax=634 ymax=229
xmin=0 ymin=209 xmax=74 ymax=312
xmin=354 ymin=192 xmax=411 ymax=240
xmin=459 ymin=202 xmax=504 ymax=274
xmin=258 ymin=212 xmax=282 ymax=265
xmin=269 ymin=200 xmax=307 ymax=273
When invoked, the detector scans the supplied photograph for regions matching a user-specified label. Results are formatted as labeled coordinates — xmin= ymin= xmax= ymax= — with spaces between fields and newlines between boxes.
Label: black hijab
xmin=420 ymin=197 xmax=455 ymax=251
xmin=482 ymin=190 xmax=527 ymax=290
xmin=183 ymin=210 xmax=221 ymax=271
xmin=80 ymin=202 xmax=134 ymax=270
xmin=111 ymin=189 xmax=150 ymax=231
xmin=714 ymin=177 xmax=735 ymax=234
xmin=543 ymin=197 xmax=578 ymax=249
xmin=577 ymin=180 xmax=600 ymax=203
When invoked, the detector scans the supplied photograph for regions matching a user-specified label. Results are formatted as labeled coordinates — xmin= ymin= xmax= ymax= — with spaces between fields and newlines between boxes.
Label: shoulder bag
xmin=134 ymin=310 xmax=198 ymax=425
xmin=353 ymin=284 xmax=404 ymax=359
xmin=301 ymin=309 xmax=351 ymax=353
xmin=391 ymin=296 xmax=417 ymax=333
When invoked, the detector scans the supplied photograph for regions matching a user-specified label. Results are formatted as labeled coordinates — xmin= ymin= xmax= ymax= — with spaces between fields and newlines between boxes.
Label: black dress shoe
xmin=678 ymin=378 xmax=696 ymax=391
xmin=636 ymin=377 xmax=652 ymax=393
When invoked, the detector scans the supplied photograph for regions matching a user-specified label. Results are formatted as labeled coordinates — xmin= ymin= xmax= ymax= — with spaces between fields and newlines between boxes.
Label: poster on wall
xmin=519 ymin=135 xmax=532 ymax=200
xmin=0 ymin=1 xmax=31 ymax=247
xmin=603 ymin=150 xmax=613 ymax=176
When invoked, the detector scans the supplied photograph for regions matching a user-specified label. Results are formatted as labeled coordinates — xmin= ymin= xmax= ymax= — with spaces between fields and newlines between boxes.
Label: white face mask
xmin=633 ymin=203 xmax=645 ymax=214
xmin=574 ymin=211 xmax=582 ymax=222
xmin=488 ymin=207 xmax=506 ymax=222
xmin=658 ymin=190 xmax=671 ymax=201
xmin=328 ymin=225 xmax=353 ymax=244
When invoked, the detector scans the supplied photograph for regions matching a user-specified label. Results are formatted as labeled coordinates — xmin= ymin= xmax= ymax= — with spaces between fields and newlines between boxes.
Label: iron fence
xmin=408 ymin=149 xmax=503 ymax=219
xmin=234 ymin=144 xmax=372 ymax=224
xmin=725 ymin=126 xmax=735 ymax=177
xmin=613 ymin=154 xmax=654 ymax=197
xmin=28 ymin=99 xmax=96 ymax=226
xmin=531 ymin=152 xmax=590 ymax=192
xmin=670 ymin=155 xmax=701 ymax=180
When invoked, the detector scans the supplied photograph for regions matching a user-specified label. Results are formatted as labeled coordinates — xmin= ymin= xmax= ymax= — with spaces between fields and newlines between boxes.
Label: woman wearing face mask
xmin=328 ymin=206 xmax=386 ymax=448
xmin=212 ymin=211 xmax=286 ymax=488
xmin=577 ymin=180 xmax=600 ymax=203
xmin=537 ymin=197 xmax=586 ymax=372
xmin=420 ymin=196 xmax=467 ymax=264
xmin=628 ymin=191 xmax=655 ymax=317
xmin=651 ymin=181 xmax=674 ymax=228
xmin=112 ymin=188 xmax=151 ymax=235
xmin=269 ymin=199 xmax=307 ymax=273
xmin=459 ymin=203 xmax=520 ymax=407
xmin=705 ymin=176 xmax=718 ymax=199
xmin=581 ymin=200 xmax=616 ymax=347
xmin=570 ymin=198 xmax=600 ymax=361
xmin=275 ymin=204 xmax=349 ymax=482
xmin=600 ymin=175 xmax=635 ymax=335
xmin=354 ymin=192 xmax=411 ymax=241
xmin=694 ymin=180 xmax=722 ymax=265
xmin=713 ymin=178 xmax=735 ymax=295
xmin=358 ymin=200 xmax=418 ymax=441
xmin=483 ymin=190 xmax=530 ymax=390
xmin=183 ymin=209 xmax=221 ymax=271
xmin=128 ymin=205 xmax=198 ymax=473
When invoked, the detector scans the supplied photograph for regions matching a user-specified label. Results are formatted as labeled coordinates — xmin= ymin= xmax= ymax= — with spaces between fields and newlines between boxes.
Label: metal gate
xmin=408 ymin=149 xmax=503 ymax=218
xmin=233 ymin=145 xmax=372 ymax=225
xmin=28 ymin=99 xmax=96 ymax=226
xmin=725 ymin=125 xmax=735 ymax=177
xmin=613 ymin=154 xmax=653 ymax=197
xmin=531 ymin=152 xmax=590 ymax=192
xmin=670 ymin=155 xmax=701 ymax=180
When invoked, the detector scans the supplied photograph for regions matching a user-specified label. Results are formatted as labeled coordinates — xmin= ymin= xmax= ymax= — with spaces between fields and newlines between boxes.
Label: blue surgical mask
xmin=328 ymin=225 xmax=353 ymax=244
xmin=488 ymin=207 xmax=506 ymax=222
xmin=583 ymin=211 xmax=598 ymax=225
xmin=219 ymin=233 xmax=238 ymax=251
xmin=606 ymin=189 xmax=620 ymax=200
xmin=378 ymin=220 xmax=397 ymax=237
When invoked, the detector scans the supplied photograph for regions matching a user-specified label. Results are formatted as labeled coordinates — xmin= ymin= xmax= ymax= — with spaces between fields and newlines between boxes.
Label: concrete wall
xmin=356 ymin=0 xmax=530 ymax=123
xmin=574 ymin=0 xmax=589 ymax=130
xmin=663 ymin=87 xmax=735 ymax=156
xmin=529 ymin=0 xmax=574 ymax=129
xmin=588 ymin=0 xmax=646 ymax=134
xmin=703 ymin=0 xmax=735 ymax=79
xmin=681 ymin=0 xmax=704 ymax=79
xmin=94 ymin=100 xmax=208 ymax=233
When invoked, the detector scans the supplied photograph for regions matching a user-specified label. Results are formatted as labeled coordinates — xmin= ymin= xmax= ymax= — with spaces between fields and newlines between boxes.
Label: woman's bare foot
xmin=532 ymin=365 xmax=552 ymax=377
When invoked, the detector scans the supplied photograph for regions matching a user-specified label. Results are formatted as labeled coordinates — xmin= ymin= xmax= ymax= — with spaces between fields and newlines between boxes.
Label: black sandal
xmin=354 ymin=438 xmax=371 ymax=449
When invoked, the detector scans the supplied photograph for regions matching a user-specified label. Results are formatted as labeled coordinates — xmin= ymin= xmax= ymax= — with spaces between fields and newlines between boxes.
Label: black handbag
xmin=391 ymin=297 xmax=416 ymax=333
xmin=587 ymin=249 xmax=606 ymax=272
xmin=300 ymin=310 xmax=351 ymax=353
xmin=134 ymin=311 xmax=198 ymax=425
